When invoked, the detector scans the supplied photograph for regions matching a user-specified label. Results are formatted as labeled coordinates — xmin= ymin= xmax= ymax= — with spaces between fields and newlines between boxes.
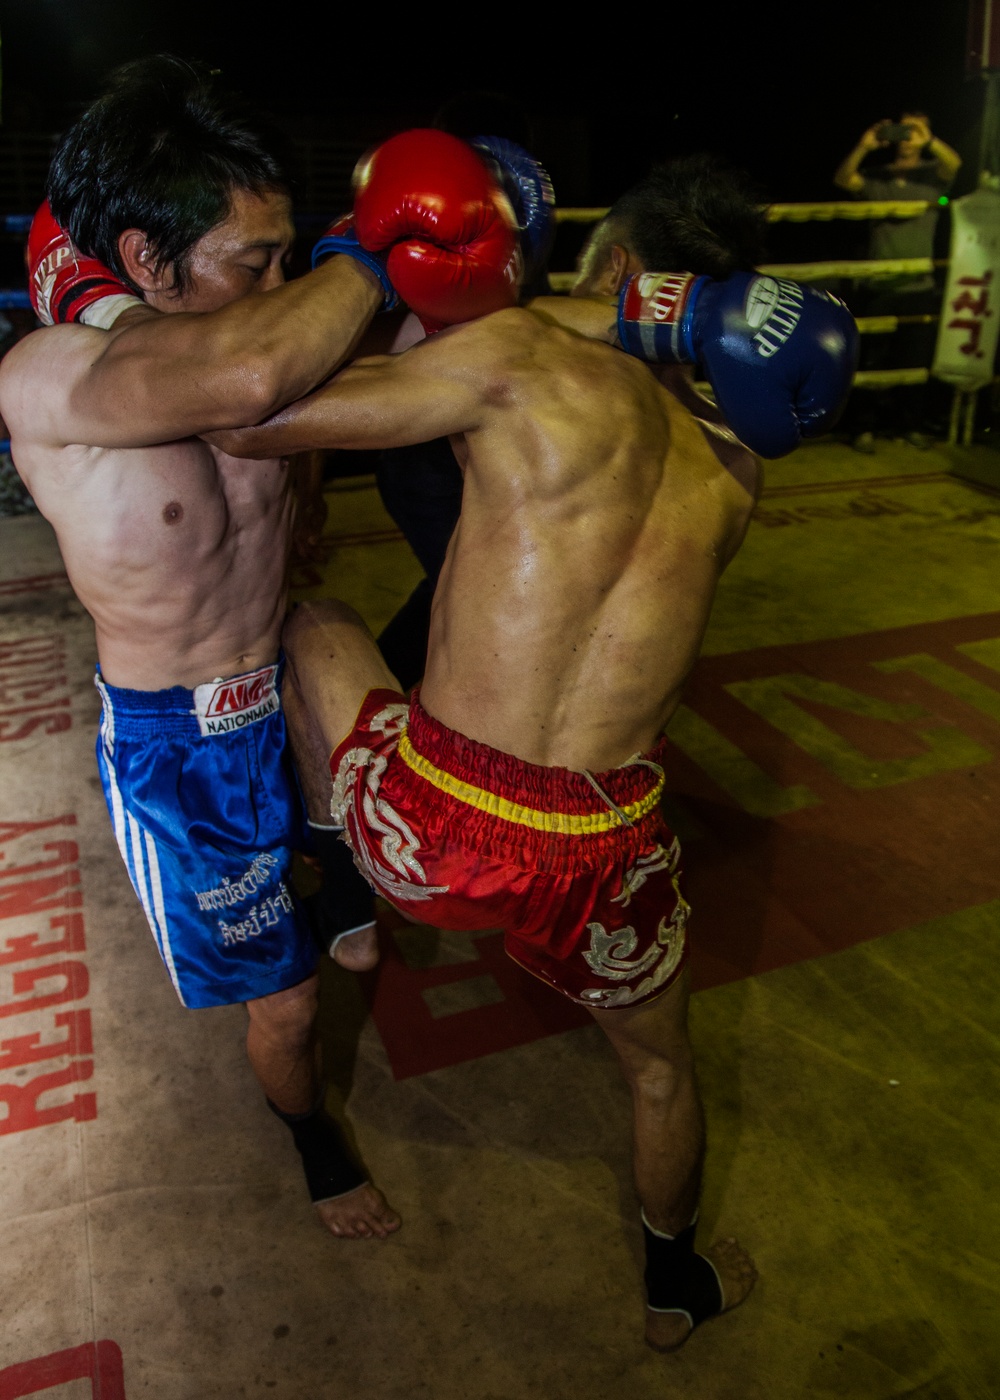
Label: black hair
xmin=47 ymin=54 xmax=291 ymax=294
xmin=604 ymin=154 xmax=768 ymax=279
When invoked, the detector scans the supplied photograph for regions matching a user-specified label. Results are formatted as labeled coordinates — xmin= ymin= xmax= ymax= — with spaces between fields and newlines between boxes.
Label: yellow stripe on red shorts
xmin=397 ymin=729 xmax=665 ymax=835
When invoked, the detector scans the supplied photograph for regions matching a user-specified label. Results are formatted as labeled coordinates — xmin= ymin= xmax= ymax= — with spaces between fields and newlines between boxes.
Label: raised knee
xmin=284 ymin=598 xmax=361 ymax=645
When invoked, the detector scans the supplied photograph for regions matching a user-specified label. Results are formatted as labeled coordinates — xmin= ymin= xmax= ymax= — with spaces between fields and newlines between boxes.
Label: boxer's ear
xmin=607 ymin=244 xmax=631 ymax=295
xmin=117 ymin=229 xmax=171 ymax=294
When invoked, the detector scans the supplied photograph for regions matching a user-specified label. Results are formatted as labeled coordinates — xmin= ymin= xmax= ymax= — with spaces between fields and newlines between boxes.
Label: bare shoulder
xmin=660 ymin=392 xmax=759 ymax=564
xmin=658 ymin=374 xmax=761 ymax=505
xmin=695 ymin=415 xmax=762 ymax=504
xmin=0 ymin=324 xmax=104 ymax=436
xmin=435 ymin=306 xmax=552 ymax=359
xmin=404 ymin=308 xmax=562 ymax=403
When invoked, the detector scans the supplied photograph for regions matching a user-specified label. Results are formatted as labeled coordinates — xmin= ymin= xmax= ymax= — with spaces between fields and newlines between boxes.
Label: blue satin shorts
xmin=94 ymin=662 xmax=317 ymax=1008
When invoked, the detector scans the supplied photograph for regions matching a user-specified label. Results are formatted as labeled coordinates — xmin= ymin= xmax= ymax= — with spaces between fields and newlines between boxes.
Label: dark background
xmin=0 ymin=0 xmax=989 ymax=273
xmin=0 ymin=4 xmax=991 ymax=451
xmin=0 ymin=1 xmax=986 ymax=193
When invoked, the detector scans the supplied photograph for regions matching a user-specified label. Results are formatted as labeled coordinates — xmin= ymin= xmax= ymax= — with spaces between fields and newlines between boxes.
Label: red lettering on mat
xmin=0 ymin=1340 xmax=125 ymax=1398
xmin=0 ymin=816 xmax=96 ymax=1133
xmin=0 ymin=636 xmax=73 ymax=742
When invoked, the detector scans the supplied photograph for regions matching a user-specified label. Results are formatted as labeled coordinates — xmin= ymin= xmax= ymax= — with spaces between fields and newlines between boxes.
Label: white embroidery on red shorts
xmin=612 ymin=838 xmax=681 ymax=907
xmin=331 ymin=740 xmax=448 ymax=903
xmin=578 ymin=899 xmax=689 ymax=1008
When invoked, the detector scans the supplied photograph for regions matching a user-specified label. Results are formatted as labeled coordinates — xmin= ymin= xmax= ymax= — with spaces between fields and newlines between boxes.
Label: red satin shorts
xmin=329 ymin=689 xmax=689 ymax=1009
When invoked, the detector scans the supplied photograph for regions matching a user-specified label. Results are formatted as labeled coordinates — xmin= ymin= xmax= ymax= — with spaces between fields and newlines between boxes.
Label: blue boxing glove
xmin=471 ymin=135 xmax=556 ymax=286
xmin=617 ymin=270 xmax=859 ymax=458
xmin=312 ymin=213 xmax=398 ymax=311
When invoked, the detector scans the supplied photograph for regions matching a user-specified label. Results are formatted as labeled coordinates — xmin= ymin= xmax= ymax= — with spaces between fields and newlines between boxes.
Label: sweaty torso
xmin=11 ymin=432 xmax=292 ymax=690
xmin=420 ymin=315 xmax=758 ymax=771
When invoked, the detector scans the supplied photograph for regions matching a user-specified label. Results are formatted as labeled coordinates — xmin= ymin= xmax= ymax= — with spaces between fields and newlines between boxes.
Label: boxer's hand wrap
xmin=471 ymin=135 xmax=556 ymax=283
xmin=618 ymin=270 xmax=859 ymax=459
xmin=27 ymin=200 xmax=143 ymax=329
xmin=353 ymin=128 xmax=521 ymax=332
xmin=311 ymin=213 xmax=398 ymax=311
xmin=267 ymin=1098 xmax=368 ymax=1203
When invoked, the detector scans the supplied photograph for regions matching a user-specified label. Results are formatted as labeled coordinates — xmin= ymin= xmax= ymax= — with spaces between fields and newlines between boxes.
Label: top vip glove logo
xmin=32 ymin=245 xmax=76 ymax=325
xmin=745 ymin=276 xmax=804 ymax=359
xmin=194 ymin=665 xmax=280 ymax=736
xmin=503 ymin=244 xmax=524 ymax=289
xmin=636 ymin=273 xmax=693 ymax=324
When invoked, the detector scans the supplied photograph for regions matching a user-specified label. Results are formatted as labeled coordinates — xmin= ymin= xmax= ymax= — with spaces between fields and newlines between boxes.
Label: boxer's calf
xmin=588 ymin=971 xmax=757 ymax=1350
xmin=246 ymin=974 xmax=400 ymax=1239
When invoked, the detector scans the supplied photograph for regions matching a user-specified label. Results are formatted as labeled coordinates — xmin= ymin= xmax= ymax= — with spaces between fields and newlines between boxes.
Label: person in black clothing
xmin=374 ymin=435 xmax=465 ymax=688
xmin=834 ymin=111 xmax=962 ymax=450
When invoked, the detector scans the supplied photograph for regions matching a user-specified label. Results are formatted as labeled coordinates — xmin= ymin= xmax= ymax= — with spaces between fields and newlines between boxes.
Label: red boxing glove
xmin=27 ymin=200 xmax=143 ymax=328
xmin=353 ymin=129 xmax=521 ymax=331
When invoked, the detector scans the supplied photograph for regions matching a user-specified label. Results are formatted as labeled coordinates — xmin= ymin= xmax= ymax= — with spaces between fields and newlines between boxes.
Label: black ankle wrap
xmin=306 ymin=824 xmax=375 ymax=952
xmin=643 ymin=1218 xmax=723 ymax=1326
xmin=267 ymin=1099 xmax=368 ymax=1203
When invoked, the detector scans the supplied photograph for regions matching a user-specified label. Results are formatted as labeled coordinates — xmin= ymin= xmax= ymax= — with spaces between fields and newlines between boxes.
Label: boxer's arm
xmin=207 ymin=320 xmax=501 ymax=459
xmin=6 ymin=257 xmax=383 ymax=451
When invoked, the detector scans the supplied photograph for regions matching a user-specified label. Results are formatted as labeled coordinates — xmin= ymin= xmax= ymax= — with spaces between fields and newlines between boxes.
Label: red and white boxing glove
xmin=353 ymin=129 xmax=521 ymax=332
xmin=27 ymin=201 xmax=143 ymax=329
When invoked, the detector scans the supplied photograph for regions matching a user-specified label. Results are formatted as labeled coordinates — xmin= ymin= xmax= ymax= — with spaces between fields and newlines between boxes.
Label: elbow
xmin=237 ymin=357 xmax=290 ymax=425
xmin=211 ymin=347 xmax=291 ymax=428
xmin=202 ymin=427 xmax=260 ymax=458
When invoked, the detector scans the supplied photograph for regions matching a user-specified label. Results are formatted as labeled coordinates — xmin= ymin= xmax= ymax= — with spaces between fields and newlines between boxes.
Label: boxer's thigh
xmin=282 ymin=598 xmax=399 ymax=753
xmin=586 ymin=964 xmax=693 ymax=1073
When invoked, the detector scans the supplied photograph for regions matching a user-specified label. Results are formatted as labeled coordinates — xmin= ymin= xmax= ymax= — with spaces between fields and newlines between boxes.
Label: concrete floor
xmin=1 ymin=440 xmax=998 ymax=1398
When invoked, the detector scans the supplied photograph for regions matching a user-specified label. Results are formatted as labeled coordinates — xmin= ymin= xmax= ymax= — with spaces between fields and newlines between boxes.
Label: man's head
xmin=894 ymin=111 xmax=932 ymax=166
xmin=571 ymin=155 xmax=767 ymax=298
xmin=47 ymin=54 xmax=294 ymax=313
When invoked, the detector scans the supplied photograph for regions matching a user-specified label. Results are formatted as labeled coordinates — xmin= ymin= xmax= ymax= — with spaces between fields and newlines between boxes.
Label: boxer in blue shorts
xmin=94 ymin=663 xmax=318 ymax=1009
xmin=0 ymin=57 xmax=404 ymax=1239
xmin=0 ymin=53 xmax=528 ymax=1240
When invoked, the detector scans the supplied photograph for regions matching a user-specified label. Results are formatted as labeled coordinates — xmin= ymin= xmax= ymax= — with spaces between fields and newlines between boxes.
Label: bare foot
xmin=330 ymin=922 xmax=380 ymax=972
xmin=645 ymin=1238 xmax=757 ymax=1353
xmin=315 ymin=1182 xmax=401 ymax=1239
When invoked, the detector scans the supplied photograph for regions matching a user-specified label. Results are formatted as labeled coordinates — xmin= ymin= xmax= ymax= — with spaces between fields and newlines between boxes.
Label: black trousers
xmin=374 ymin=439 xmax=464 ymax=690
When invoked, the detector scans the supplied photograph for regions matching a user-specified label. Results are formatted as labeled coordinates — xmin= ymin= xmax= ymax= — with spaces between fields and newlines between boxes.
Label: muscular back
xmin=420 ymin=314 xmax=758 ymax=770
xmin=211 ymin=304 xmax=758 ymax=770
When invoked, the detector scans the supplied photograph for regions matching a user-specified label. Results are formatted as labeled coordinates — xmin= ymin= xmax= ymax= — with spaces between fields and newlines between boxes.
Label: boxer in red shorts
xmin=329 ymin=689 xmax=689 ymax=1009
xmin=211 ymin=132 xmax=855 ymax=1350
